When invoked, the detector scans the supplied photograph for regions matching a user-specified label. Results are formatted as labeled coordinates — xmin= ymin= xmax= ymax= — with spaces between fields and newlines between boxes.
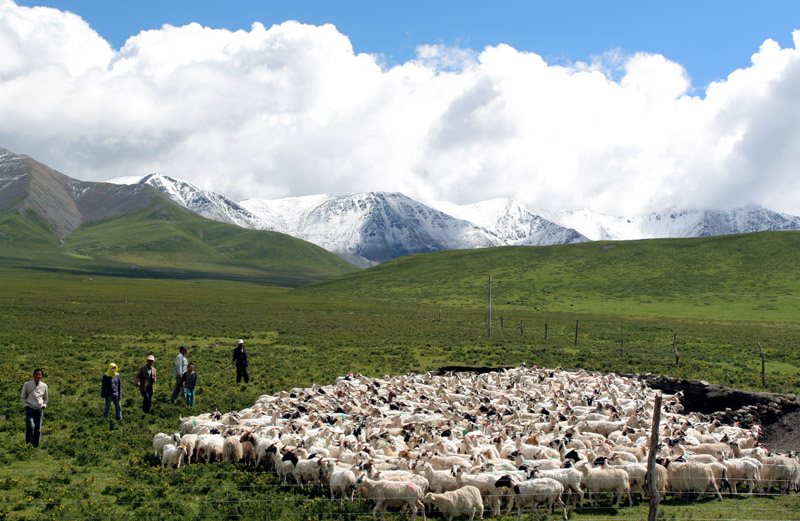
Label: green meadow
xmin=1 ymin=231 xmax=799 ymax=519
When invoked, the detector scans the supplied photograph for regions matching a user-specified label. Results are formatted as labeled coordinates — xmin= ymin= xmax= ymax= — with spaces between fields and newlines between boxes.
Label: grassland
xmin=1 ymin=231 xmax=799 ymax=519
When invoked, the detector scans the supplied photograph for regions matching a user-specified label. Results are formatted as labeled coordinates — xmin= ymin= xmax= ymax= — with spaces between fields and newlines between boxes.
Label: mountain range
xmin=109 ymin=173 xmax=800 ymax=266
xmin=0 ymin=148 xmax=357 ymax=285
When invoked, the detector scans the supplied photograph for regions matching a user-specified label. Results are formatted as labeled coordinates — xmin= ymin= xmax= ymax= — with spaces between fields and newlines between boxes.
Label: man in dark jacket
xmin=134 ymin=355 xmax=157 ymax=414
xmin=232 ymin=339 xmax=249 ymax=384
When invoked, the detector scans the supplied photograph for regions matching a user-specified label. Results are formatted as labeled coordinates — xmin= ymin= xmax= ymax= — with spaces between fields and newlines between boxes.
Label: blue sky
xmin=16 ymin=1 xmax=800 ymax=90
xmin=3 ymin=0 xmax=800 ymax=215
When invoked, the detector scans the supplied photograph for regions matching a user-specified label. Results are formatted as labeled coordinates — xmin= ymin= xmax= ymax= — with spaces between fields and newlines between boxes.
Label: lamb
xmin=665 ymin=460 xmax=723 ymax=501
xmin=493 ymin=474 xmax=568 ymax=521
xmin=161 ymin=444 xmax=187 ymax=469
xmin=353 ymin=476 xmax=427 ymax=521
xmin=422 ymin=485 xmax=484 ymax=521
xmin=153 ymin=432 xmax=181 ymax=457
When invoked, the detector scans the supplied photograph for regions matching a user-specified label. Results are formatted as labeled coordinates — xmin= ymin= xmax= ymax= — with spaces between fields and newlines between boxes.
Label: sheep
xmin=179 ymin=433 xmax=197 ymax=464
xmin=222 ymin=435 xmax=244 ymax=463
xmin=291 ymin=454 xmax=324 ymax=489
xmin=761 ymin=455 xmax=795 ymax=493
xmin=153 ymin=432 xmax=181 ymax=457
xmin=422 ymin=485 xmax=484 ymax=521
xmin=722 ymin=458 xmax=762 ymax=495
xmin=494 ymin=474 xmax=567 ymax=521
xmin=196 ymin=434 xmax=225 ymax=464
xmin=665 ymin=460 xmax=723 ymax=501
xmin=239 ymin=432 xmax=257 ymax=466
xmin=353 ymin=476 xmax=427 ymax=521
xmin=452 ymin=466 xmax=505 ymax=516
xmin=161 ymin=444 xmax=187 ymax=469
xmin=413 ymin=461 xmax=461 ymax=493
xmin=575 ymin=460 xmax=632 ymax=508
xmin=535 ymin=464 xmax=584 ymax=507
xmin=320 ymin=459 xmax=357 ymax=501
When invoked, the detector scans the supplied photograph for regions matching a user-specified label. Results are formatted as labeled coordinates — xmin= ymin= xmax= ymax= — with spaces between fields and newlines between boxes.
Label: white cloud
xmin=1 ymin=1 xmax=799 ymax=216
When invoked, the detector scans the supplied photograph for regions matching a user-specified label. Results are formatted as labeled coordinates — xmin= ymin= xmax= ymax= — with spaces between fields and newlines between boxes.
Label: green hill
xmin=0 ymin=147 xmax=358 ymax=286
xmin=301 ymin=231 xmax=800 ymax=321
xmin=62 ymin=199 xmax=358 ymax=285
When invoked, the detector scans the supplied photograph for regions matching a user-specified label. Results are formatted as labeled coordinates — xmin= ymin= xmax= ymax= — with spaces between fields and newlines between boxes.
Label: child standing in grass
xmin=183 ymin=363 xmax=197 ymax=407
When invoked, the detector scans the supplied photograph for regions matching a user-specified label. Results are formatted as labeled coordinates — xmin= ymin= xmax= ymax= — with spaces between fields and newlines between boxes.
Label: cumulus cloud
xmin=1 ymin=0 xmax=799 ymax=216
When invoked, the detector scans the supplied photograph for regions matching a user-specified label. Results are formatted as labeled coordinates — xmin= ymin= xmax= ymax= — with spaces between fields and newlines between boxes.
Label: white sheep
xmin=320 ymin=459 xmax=357 ymax=501
xmin=452 ymin=466 xmax=505 ymax=516
xmin=535 ymin=465 xmax=584 ymax=508
xmin=413 ymin=461 xmax=461 ymax=493
xmin=354 ymin=476 xmax=427 ymax=521
xmin=422 ymin=485 xmax=484 ymax=521
xmin=179 ymin=433 xmax=197 ymax=464
xmin=575 ymin=460 xmax=632 ymax=508
xmin=761 ymin=455 xmax=795 ymax=493
xmin=493 ymin=474 xmax=567 ymax=521
xmin=722 ymin=457 xmax=762 ymax=495
xmin=161 ymin=444 xmax=187 ymax=469
xmin=153 ymin=432 xmax=181 ymax=457
xmin=222 ymin=435 xmax=243 ymax=463
xmin=665 ymin=460 xmax=723 ymax=501
xmin=196 ymin=434 xmax=225 ymax=464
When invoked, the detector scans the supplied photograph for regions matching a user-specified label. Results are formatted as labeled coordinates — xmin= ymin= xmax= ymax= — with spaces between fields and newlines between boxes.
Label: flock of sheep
xmin=154 ymin=366 xmax=799 ymax=520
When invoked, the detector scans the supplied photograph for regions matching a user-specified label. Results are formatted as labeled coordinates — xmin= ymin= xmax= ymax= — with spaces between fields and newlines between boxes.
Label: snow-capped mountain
xmin=109 ymin=174 xmax=273 ymax=230
xmin=241 ymin=192 xmax=503 ymax=264
xmin=426 ymin=198 xmax=588 ymax=246
xmin=109 ymin=174 xmax=800 ymax=266
xmin=539 ymin=205 xmax=800 ymax=241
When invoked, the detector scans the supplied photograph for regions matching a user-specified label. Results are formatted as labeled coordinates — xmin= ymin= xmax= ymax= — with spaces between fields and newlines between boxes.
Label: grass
xmin=0 ymin=231 xmax=799 ymax=519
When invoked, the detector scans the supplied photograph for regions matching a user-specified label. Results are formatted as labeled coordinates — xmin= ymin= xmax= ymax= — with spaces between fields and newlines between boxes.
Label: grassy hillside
xmin=1 ymin=231 xmax=798 ymax=519
xmin=301 ymin=231 xmax=800 ymax=322
xmin=1 ymin=199 xmax=359 ymax=286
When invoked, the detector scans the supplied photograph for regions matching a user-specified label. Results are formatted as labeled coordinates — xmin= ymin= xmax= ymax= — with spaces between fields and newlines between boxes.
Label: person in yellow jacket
xmin=101 ymin=363 xmax=122 ymax=420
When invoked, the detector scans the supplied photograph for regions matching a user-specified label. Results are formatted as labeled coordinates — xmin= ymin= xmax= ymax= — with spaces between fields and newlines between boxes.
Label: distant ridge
xmin=112 ymin=171 xmax=800 ymax=264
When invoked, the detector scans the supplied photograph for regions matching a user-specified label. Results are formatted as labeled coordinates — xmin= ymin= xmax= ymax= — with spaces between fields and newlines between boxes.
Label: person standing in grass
xmin=101 ymin=363 xmax=122 ymax=420
xmin=170 ymin=345 xmax=188 ymax=404
xmin=134 ymin=355 xmax=157 ymax=414
xmin=183 ymin=363 xmax=197 ymax=407
xmin=232 ymin=339 xmax=249 ymax=384
xmin=21 ymin=368 xmax=48 ymax=447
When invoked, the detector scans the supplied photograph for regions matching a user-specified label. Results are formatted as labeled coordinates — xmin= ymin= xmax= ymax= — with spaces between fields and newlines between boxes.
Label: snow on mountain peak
xmin=106 ymin=173 xmax=800 ymax=264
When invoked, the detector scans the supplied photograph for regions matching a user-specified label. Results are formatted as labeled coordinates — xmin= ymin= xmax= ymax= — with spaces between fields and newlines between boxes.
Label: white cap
xmin=237 ymin=339 xmax=244 ymax=345
xmin=146 ymin=355 xmax=155 ymax=361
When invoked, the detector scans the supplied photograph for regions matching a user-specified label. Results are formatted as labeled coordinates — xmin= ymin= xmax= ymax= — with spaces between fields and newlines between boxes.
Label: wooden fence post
xmin=673 ymin=333 xmax=679 ymax=366
xmin=544 ymin=323 xmax=548 ymax=340
xmin=520 ymin=320 xmax=524 ymax=335
xmin=757 ymin=341 xmax=766 ymax=387
xmin=647 ymin=393 xmax=663 ymax=521
xmin=574 ymin=319 xmax=579 ymax=346
xmin=620 ymin=324 xmax=624 ymax=358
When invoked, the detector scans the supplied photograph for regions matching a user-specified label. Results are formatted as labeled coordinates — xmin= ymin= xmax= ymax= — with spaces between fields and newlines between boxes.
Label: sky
xmin=2 ymin=0 xmax=800 ymax=216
